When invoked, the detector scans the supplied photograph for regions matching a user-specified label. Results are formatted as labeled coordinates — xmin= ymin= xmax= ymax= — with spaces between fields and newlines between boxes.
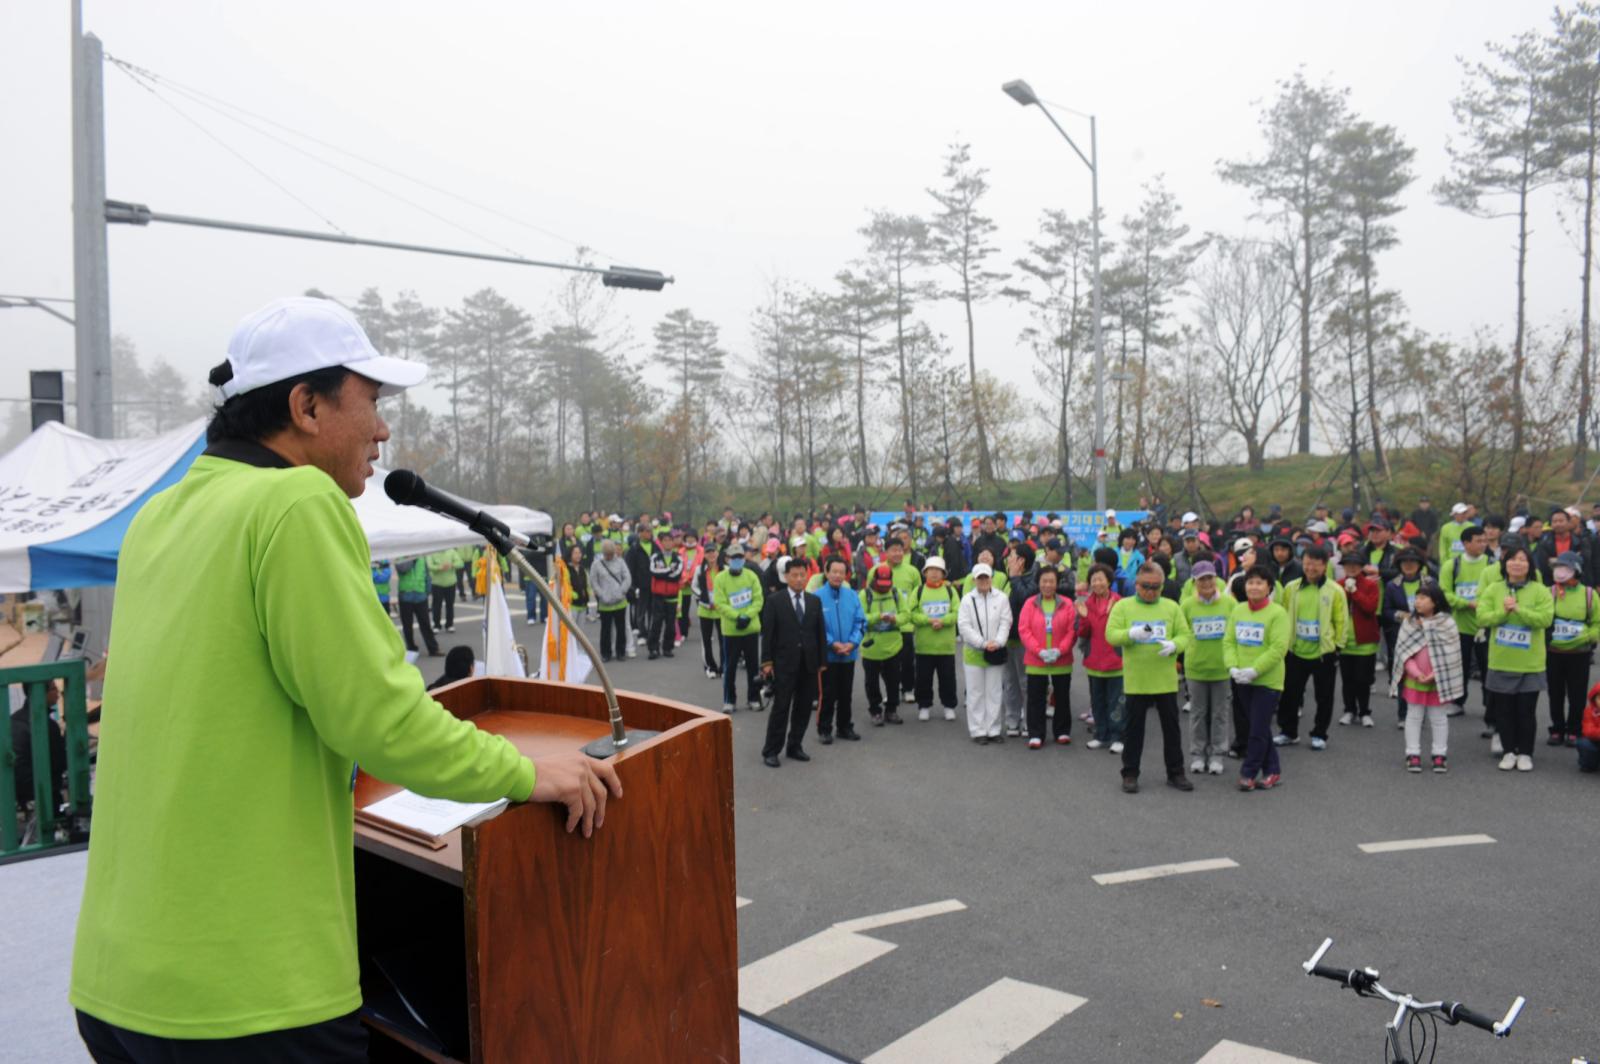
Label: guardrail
xmin=1 ymin=658 xmax=93 ymax=860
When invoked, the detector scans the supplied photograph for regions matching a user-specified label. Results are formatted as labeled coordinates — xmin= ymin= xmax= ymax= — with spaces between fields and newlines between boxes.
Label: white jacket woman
xmin=958 ymin=565 xmax=1014 ymax=743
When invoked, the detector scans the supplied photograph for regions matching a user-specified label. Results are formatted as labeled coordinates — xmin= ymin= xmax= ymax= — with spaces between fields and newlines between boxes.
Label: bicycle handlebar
xmin=1302 ymin=939 xmax=1524 ymax=1038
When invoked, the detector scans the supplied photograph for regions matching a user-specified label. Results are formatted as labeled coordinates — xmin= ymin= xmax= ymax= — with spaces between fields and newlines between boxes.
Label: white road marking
xmin=834 ymin=898 xmax=967 ymax=932
xmin=738 ymin=900 xmax=965 ymax=1016
xmin=863 ymin=977 xmax=1086 ymax=1064
xmin=1194 ymin=1039 xmax=1320 ymax=1063
xmin=1092 ymin=857 xmax=1239 ymax=885
xmin=737 ymin=896 xmax=753 ymax=909
xmin=1357 ymin=833 xmax=1496 ymax=854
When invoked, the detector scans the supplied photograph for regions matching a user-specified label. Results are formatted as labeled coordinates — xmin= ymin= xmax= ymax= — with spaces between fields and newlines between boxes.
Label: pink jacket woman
xmin=1075 ymin=589 xmax=1124 ymax=673
xmin=1018 ymin=593 xmax=1079 ymax=670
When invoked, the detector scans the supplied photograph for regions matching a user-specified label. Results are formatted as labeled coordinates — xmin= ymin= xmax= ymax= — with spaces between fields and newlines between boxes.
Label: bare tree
xmin=1436 ymin=29 xmax=1566 ymax=457
xmin=861 ymin=212 xmax=933 ymax=502
xmin=1194 ymin=239 xmax=1298 ymax=471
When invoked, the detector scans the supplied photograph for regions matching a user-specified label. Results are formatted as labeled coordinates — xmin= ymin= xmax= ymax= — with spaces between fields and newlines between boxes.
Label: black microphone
xmin=384 ymin=469 xmax=515 ymax=549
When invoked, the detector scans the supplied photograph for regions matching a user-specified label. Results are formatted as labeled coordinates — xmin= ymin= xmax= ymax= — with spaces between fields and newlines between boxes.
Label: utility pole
xmin=71 ymin=0 xmax=112 ymax=437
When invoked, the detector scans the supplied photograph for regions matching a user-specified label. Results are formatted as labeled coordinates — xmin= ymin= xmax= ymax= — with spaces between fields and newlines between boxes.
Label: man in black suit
xmin=760 ymin=557 xmax=827 ymax=767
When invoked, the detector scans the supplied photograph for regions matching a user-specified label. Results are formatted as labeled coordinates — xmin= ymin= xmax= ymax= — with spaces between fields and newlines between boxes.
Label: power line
xmin=108 ymin=55 xmax=531 ymax=261
xmin=103 ymin=53 xmax=626 ymax=264
xmin=109 ymin=60 xmax=349 ymax=236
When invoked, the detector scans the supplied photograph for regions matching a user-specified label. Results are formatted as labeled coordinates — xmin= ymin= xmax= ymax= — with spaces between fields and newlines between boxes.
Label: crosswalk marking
xmin=1194 ymin=1039 xmax=1320 ymax=1063
xmin=1357 ymin=833 xmax=1496 ymax=854
xmin=834 ymin=898 xmax=966 ymax=932
xmin=740 ymin=926 xmax=897 ymax=1015
xmin=863 ymin=977 xmax=1086 ymax=1064
xmin=1093 ymin=857 xmax=1239 ymax=885
xmin=739 ymin=900 xmax=965 ymax=1016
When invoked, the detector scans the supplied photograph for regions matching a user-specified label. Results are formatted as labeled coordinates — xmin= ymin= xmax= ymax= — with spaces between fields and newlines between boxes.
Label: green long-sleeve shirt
xmin=1475 ymin=579 xmax=1555 ymax=674
xmin=861 ymin=587 xmax=909 ymax=660
xmin=1223 ymin=600 xmax=1291 ymax=691
xmin=1441 ymin=552 xmax=1497 ymax=635
xmin=1180 ymin=592 xmax=1234 ymax=681
xmin=911 ymin=582 xmax=962 ymax=655
xmin=1105 ymin=596 xmax=1191 ymax=695
xmin=71 ymin=453 xmax=535 ymax=1039
xmin=712 ymin=567 xmax=764 ymax=636
xmin=1549 ymin=582 xmax=1600 ymax=652
xmin=1274 ymin=576 xmax=1348 ymax=659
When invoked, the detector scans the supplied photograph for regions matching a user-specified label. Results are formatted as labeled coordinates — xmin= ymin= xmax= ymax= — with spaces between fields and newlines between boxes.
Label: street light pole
xmin=1088 ymin=115 xmax=1106 ymax=516
xmin=1002 ymin=79 xmax=1107 ymax=513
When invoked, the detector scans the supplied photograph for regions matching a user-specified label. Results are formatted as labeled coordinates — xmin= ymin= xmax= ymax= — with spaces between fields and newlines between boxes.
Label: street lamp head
xmin=1002 ymin=79 xmax=1039 ymax=107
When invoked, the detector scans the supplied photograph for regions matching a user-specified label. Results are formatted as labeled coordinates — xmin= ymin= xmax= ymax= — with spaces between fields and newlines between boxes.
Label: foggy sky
xmin=0 ymin=1 xmax=1567 ymax=456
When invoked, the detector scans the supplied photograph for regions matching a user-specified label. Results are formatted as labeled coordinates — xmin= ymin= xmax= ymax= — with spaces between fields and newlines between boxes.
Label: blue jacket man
xmin=816 ymin=557 xmax=867 ymax=743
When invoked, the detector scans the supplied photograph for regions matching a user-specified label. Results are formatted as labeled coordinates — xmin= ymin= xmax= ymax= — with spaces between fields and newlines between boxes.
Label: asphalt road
xmin=403 ymin=599 xmax=1596 ymax=1063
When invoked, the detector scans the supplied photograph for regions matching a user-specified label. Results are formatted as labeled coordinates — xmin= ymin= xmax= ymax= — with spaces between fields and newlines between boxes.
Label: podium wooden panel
xmin=352 ymin=677 xmax=739 ymax=1063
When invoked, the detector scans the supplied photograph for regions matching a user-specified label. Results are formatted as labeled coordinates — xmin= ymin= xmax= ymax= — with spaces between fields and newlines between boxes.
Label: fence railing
xmin=1 ymin=658 xmax=93 ymax=860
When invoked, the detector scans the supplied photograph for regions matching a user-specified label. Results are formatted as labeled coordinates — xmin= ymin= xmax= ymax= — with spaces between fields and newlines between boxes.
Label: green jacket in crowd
xmin=1275 ymin=576 xmax=1349 ymax=659
xmin=1223 ymin=600 xmax=1291 ymax=691
xmin=910 ymin=581 xmax=962 ymax=655
xmin=1105 ymin=595 xmax=1191 ymax=695
xmin=1440 ymin=551 xmax=1497 ymax=636
xmin=1179 ymin=590 xmax=1234 ymax=682
xmin=713 ymin=567 xmax=765 ymax=637
xmin=861 ymin=586 xmax=911 ymax=660
xmin=1475 ymin=579 xmax=1555 ymax=674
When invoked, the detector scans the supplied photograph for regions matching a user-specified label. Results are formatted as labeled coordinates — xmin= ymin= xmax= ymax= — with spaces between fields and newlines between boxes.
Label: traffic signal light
xmin=30 ymin=370 xmax=64 ymax=430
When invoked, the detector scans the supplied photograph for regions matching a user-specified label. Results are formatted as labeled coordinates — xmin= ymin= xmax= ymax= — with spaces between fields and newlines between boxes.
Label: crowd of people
xmin=423 ymin=496 xmax=1600 ymax=791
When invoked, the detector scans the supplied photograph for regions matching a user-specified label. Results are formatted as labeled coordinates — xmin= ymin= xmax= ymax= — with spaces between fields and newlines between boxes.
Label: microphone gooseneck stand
xmin=385 ymin=469 xmax=655 ymax=759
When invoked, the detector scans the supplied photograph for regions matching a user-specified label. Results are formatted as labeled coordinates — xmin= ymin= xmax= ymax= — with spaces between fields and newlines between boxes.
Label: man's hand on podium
xmin=530 ymin=751 xmax=624 ymax=838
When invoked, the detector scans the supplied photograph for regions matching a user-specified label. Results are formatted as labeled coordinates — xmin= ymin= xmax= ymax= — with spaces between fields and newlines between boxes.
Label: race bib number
xmin=1450 ymin=539 xmax=1465 ymax=554
xmin=1136 ymin=620 xmax=1168 ymax=642
xmin=1295 ymin=619 xmax=1320 ymax=643
xmin=1405 ymin=595 xmax=1416 ymax=613
xmin=729 ymin=588 xmax=753 ymax=610
xmin=923 ymin=600 xmax=950 ymax=620
xmin=1235 ymin=621 xmax=1265 ymax=647
xmin=1495 ymin=625 xmax=1532 ymax=650
xmin=1457 ymin=582 xmax=1477 ymax=603
xmin=1553 ymin=618 xmax=1585 ymax=643
xmin=1192 ymin=616 xmax=1226 ymax=641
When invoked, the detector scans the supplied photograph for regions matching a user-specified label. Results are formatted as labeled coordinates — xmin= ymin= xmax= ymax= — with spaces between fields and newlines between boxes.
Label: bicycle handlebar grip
xmin=1446 ymin=1003 xmax=1497 ymax=1033
xmin=1310 ymin=964 xmax=1352 ymax=984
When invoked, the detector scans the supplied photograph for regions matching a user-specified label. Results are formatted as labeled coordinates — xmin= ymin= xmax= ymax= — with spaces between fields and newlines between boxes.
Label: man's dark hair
xmin=1302 ymin=545 xmax=1330 ymax=563
xmin=205 ymin=361 xmax=350 ymax=444
xmin=825 ymin=556 xmax=849 ymax=573
xmin=1461 ymin=525 xmax=1483 ymax=544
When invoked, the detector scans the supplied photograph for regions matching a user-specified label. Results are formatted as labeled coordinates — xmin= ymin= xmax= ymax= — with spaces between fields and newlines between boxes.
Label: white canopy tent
xmin=0 ymin=418 xmax=550 ymax=593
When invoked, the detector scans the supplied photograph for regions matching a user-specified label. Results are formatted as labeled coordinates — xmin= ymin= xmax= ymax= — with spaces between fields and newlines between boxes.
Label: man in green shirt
xmin=71 ymin=297 xmax=621 ymax=1062
xmin=1273 ymin=545 xmax=1348 ymax=749
xmin=1440 ymin=525 xmax=1494 ymax=714
xmin=1106 ymin=560 xmax=1194 ymax=793
xmin=426 ymin=548 xmax=459 ymax=631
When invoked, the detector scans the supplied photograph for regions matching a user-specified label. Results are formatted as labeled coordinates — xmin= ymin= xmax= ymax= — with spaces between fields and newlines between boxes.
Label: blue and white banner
xmin=865 ymin=510 xmax=1148 ymax=550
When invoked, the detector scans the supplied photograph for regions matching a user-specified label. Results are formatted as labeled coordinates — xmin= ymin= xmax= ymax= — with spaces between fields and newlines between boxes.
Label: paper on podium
xmin=361 ymin=790 xmax=508 ymax=839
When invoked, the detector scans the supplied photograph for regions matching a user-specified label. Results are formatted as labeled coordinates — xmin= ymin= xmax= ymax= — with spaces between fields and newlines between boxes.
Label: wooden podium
xmin=351 ymin=677 xmax=739 ymax=1063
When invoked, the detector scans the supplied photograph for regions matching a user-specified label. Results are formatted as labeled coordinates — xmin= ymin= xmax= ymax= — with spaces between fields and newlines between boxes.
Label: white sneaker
xmin=526 ymin=618 xmax=536 ymax=626
xmin=1490 ymin=735 xmax=1504 ymax=756
xmin=1498 ymin=752 xmax=1517 ymax=771
xmin=1086 ymin=738 xmax=1104 ymax=750
xmin=1338 ymin=713 xmax=1353 ymax=726
xmin=1310 ymin=737 xmax=1327 ymax=751
xmin=1361 ymin=716 xmax=1374 ymax=728
xmin=943 ymin=708 xmax=957 ymax=722
xmin=720 ymin=704 xmax=734 ymax=714
xmin=1182 ymin=700 xmax=1192 ymax=713
xmin=1207 ymin=758 xmax=1225 ymax=775
xmin=1109 ymin=740 xmax=1125 ymax=754
xmin=705 ymin=667 xmax=719 ymax=679
xmin=918 ymin=708 xmax=931 ymax=722
xmin=903 ymin=691 xmax=916 ymax=704
xmin=1516 ymin=754 xmax=1533 ymax=772
xmin=1190 ymin=758 xmax=1206 ymax=774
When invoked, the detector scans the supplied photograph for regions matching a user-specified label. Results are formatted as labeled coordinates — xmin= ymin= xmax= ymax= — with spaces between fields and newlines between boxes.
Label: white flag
xmin=538 ymin=612 xmax=594 ymax=686
xmin=482 ymin=571 xmax=526 ymax=678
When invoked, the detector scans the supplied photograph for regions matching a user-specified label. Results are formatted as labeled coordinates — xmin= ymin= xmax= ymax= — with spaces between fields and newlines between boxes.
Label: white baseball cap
xmin=1450 ymin=502 xmax=1469 ymax=515
xmin=971 ymin=562 xmax=994 ymax=578
xmin=922 ymin=555 xmax=946 ymax=571
xmin=218 ymin=297 xmax=428 ymax=400
xmin=1105 ymin=508 xmax=1117 ymax=518
xmin=1181 ymin=511 xmax=1198 ymax=523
